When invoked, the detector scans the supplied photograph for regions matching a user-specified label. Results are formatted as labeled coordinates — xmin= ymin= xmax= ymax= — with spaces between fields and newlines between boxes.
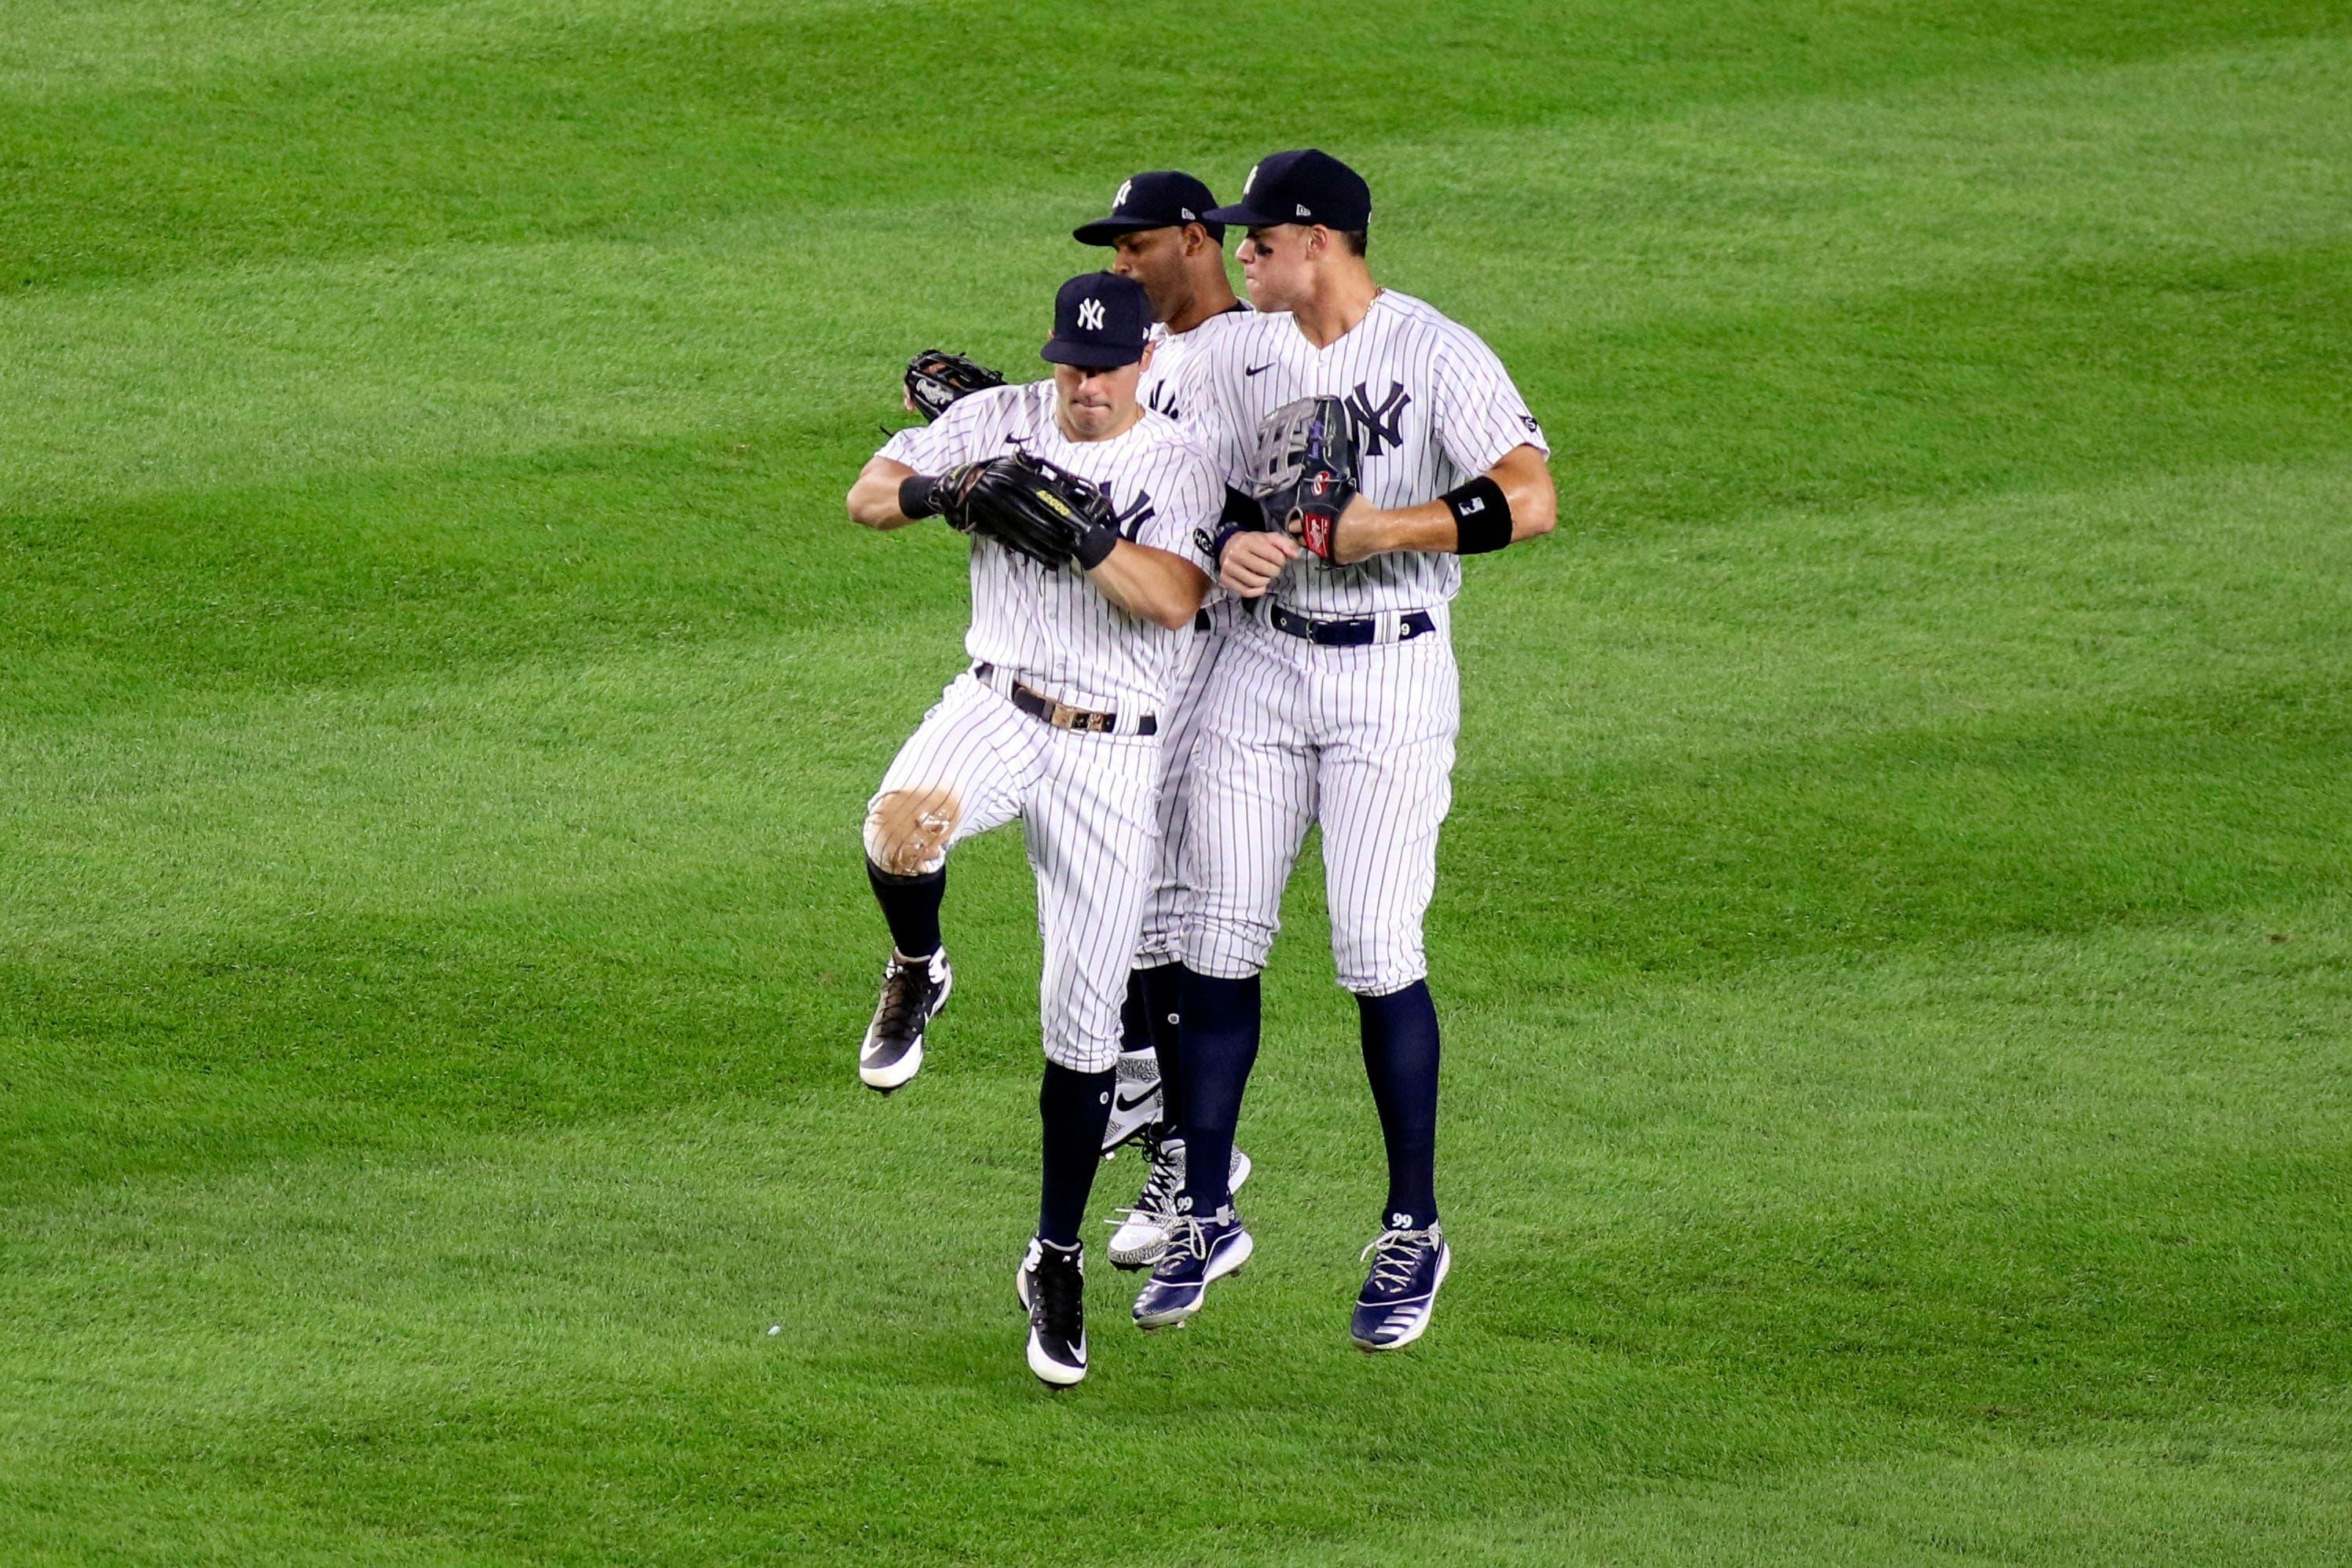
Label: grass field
xmin=5 ymin=1 xmax=2351 ymax=1562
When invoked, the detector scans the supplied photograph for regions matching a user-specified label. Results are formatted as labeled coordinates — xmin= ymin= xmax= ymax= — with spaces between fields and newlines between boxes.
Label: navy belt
xmin=1264 ymin=601 xmax=1437 ymax=647
xmin=973 ymin=662 xmax=1157 ymax=737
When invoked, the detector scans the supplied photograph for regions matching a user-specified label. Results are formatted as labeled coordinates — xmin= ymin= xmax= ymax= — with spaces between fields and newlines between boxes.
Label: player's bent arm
xmin=846 ymin=456 xmax=926 ymax=530
xmin=1332 ymin=445 xmax=1557 ymax=565
xmin=1086 ymin=543 xmax=1214 ymax=631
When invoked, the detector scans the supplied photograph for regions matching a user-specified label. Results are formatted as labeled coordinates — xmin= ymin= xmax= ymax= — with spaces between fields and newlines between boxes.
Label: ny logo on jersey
xmin=1145 ymin=381 xmax=1181 ymax=421
xmin=1078 ymin=298 xmax=1105 ymax=331
xmin=1114 ymin=488 xmax=1156 ymax=540
xmin=1344 ymin=380 xmax=1412 ymax=457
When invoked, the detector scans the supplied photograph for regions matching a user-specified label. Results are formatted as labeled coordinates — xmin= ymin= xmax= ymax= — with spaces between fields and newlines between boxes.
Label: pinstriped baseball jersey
xmin=1138 ymin=302 xmax=1253 ymax=426
xmin=1175 ymin=289 xmax=1549 ymax=617
xmin=878 ymin=381 xmax=1219 ymax=714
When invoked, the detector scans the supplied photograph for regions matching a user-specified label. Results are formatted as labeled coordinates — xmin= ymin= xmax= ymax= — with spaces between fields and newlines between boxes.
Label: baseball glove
xmin=905 ymin=350 xmax=1006 ymax=423
xmin=960 ymin=449 xmax=1119 ymax=571
xmin=1247 ymin=394 xmax=1359 ymax=562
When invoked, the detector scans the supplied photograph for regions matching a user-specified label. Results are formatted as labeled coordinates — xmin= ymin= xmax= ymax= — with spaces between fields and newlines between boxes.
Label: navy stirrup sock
xmin=866 ymin=858 xmax=943 ymax=959
xmin=1175 ymin=966 xmax=1260 ymax=1216
xmin=1138 ymin=962 xmax=1187 ymax=1140
xmin=1038 ymin=1062 xmax=1116 ymax=1247
xmin=1358 ymin=980 xmax=1441 ymax=1230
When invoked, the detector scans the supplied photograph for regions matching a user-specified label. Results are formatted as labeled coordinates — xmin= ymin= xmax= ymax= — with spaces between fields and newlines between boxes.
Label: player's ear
xmin=1138 ymin=340 xmax=1156 ymax=371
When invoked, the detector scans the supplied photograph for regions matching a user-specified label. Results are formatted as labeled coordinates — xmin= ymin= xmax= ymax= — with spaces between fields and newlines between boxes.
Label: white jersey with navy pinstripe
xmin=1138 ymin=302 xmax=1254 ymax=427
xmin=1174 ymin=289 xmax=1548 ymax=617
xmin=879 ymin=381 xmax=1220 ymax=714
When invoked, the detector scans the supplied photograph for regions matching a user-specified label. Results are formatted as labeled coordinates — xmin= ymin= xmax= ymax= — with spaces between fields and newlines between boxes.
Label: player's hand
xmin=1220 ymin=530 xmax=1299 ymax=597
xmin=903 ymin=388 xmax=921 ymax=415
xmin=1313 ymin=496 xmax=1383 ymax=566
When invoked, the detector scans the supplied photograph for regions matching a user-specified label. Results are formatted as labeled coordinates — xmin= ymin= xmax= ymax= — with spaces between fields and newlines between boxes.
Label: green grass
xmin=5 ymin=2 xmax=2350 ymax=1562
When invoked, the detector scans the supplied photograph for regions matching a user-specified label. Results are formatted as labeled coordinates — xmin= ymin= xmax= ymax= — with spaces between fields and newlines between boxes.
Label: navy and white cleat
xmin=1131 ymin=1205 xmax=1252 ymax=1329
xmin=1101 ymin=1047 xmax=1162 ymax=1153
xmin=858 ymin=947 xmax=951 ymax=1093
xmin=1105 ymin=1136 xmax=1253 ymax=1271
xmin=1350 ymin=1218 xmax=1449 ymax=1352
xmin=1017 ymin=1237 xmax=1088 ymax=1387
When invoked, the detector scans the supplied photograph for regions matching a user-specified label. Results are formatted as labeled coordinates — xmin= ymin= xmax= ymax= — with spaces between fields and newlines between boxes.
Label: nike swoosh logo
xmin=1116 ymin=1087 xmax=1159 ymax=1112
xmin=1244 ymin=363 xmax=1273 ymax=376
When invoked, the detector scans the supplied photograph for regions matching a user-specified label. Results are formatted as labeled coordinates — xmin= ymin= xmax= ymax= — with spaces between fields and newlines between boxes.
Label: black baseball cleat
xmin=1017 ymin=1237 xmax=1088 ymax=1387
xmin=859 ymin=947 xmax=952 ymax=1093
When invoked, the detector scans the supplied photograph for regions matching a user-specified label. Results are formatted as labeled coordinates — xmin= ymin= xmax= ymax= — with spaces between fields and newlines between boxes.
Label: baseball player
xmin=1068 ymin=172 xmax=1261 ymax=1267
xmin=845 ymin=271 xmax=1218 ymax=1387
xmin=1130 ymin=151 xmax=1558 ymax=1351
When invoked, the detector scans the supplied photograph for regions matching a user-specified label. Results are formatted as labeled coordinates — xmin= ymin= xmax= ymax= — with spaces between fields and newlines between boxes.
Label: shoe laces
xmin=1134 ymin=1135 xmax=1185 ymax=1217
xmin=1360 ymin=1225 xmax=1440 ymax=1294
xmin=1156 ymin=1212 xmax=1207 ymax=1269
xmin=871 ymin=954 xmax=932 ymax=1038
xmin=1031 ymin=1245 xmax=1083 ymax=1337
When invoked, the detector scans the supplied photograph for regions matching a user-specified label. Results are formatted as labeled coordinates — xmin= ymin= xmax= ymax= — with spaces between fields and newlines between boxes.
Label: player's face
xmin=1108 ymin=228 xmax=1187 ymax=321
xmin=1236 ymin=223 xmax=1312 ymax=311
xmin=1052 ymin=354 xmax=1146 ymax=439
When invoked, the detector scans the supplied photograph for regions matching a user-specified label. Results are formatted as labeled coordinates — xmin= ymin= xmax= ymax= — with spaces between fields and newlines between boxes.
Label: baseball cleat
xmin=1017 ymin=1236 xmax=1088 ymax=1387
xmin=858 ymin=947 xmax=951 ymax=1093
xmin=1350 ymin=1218 xmax=1449 ymax=1352
xmin=1105 ymin=1135 xmax=1253 ymax=1270
xmin=1101 ymin=1046 xmax=1162 ymax=1153
xmin=1131 ymin=1205 xmax=1252 ymax=1329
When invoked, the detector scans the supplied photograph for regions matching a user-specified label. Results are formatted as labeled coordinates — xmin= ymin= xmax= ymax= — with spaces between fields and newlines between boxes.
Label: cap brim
xmin=1072 ymin=217 xmax=1167 ymax=245
xmin=1200 ymin=201 xmax=1280 ymax=227
xmin=1040 ymin=339 xmax=1143 ymax=369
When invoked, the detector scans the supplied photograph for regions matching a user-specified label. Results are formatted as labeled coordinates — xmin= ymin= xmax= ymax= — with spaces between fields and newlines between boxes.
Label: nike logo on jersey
xmin=1244 ymin=362 xmax=1274 ymax=377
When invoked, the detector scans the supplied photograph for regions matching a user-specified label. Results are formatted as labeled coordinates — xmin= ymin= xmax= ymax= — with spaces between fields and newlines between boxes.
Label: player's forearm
xmin=847 ymin=458 xmax=924 ymax=529
xmin=1087 ymin=543 xmax=1212 ymax=630
xmin=1350 ymin=446 xmax=1558 ymax=559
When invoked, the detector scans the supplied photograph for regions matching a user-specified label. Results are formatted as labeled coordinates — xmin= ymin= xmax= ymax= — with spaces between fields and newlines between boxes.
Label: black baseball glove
xmin=1247 ymin=394 xmax=1360 ymax=562
xmin=960 ymin=449 xmax=1121 ymax=571
xmin=904 ymin=350 xmax=1006 ymax=423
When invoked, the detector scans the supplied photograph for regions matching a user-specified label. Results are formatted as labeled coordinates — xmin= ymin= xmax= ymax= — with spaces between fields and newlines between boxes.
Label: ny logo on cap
xmin=1114 ymin=178 xmax=1133 ymax=211
xmin=1078 ymin=298 xmax=1105 ymax=331
xmin=1243 ymin=163 xmax=1258 ymax=194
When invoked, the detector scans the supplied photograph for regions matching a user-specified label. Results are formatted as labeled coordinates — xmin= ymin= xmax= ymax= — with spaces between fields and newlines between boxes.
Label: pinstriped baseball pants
xmin=1178 ymin=606 xmax=1459 ymax=995
xmin=1133 ymin=605 xmax=1239 ymax=966
xmin=865 ymin=672 xmax=1161 ymax=1072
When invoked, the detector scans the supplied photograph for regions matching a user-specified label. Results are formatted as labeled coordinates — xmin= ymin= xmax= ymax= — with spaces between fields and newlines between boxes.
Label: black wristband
xmin=1444 ymin=476 xmax=1512 ymax=554
xmin=898 ymin=473 xmax=943 ymax=520
xmin=1072 ymin=518 xmax=1119 ymax=572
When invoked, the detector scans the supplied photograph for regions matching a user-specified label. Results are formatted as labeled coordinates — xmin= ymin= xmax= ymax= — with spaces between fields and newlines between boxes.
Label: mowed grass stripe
xmin=8 ymin=2 xmax=2337 ymax=293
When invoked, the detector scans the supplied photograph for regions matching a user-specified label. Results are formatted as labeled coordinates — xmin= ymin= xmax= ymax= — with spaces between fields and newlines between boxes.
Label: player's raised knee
xmin=864 ymin=786 xmax=962 ymax=877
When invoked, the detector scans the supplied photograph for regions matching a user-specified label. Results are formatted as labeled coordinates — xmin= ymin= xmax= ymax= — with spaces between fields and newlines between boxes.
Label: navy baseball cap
xmin=1203 ymin=148 xmax=1372 ymax=231
xmin=1073 ymin=170 xmax=1226 ymax=245
xmin=1041 ymin=272 xmax=1153 ymax=368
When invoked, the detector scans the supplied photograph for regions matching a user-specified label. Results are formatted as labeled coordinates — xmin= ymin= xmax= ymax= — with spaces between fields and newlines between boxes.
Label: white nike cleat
xmin=1105 ymin=1135 xmax=1252 ymax=1270
xmin=1101 ymin=1047 xmax=1162 ymax=1153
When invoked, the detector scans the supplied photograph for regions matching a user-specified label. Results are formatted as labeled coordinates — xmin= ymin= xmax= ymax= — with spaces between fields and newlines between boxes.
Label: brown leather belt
xmin=973 ymin=663 xmax=1158 ymax=737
